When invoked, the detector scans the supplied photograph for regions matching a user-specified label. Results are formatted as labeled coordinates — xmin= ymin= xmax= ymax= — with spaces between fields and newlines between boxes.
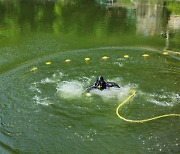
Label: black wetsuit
xmin=87 ymin=76 xmax=120 ymax=92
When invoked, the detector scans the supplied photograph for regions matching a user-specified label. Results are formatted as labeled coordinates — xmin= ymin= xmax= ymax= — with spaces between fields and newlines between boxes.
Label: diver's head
xmin=97 ymin=76 xmax=104 ymax=82
xmin=95 ymin=76 xmax=106 ymax=90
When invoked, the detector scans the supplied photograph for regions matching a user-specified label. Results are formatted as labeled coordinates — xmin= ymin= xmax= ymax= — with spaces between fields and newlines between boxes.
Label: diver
xmin=87 ymin=76 xmax=120 ymax=92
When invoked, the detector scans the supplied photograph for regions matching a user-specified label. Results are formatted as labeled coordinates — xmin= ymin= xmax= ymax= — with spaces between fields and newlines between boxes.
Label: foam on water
xmin=56 ymin=81 xmax=84 ymax=99
xmin=41 ymin=71 xmax=65 ymax=84
xmin=113 ymin=62 xmax=124 ymax=67
xmin=33 ymin=95 xmax=52 ymax=106
xmin=149 ymin=99 xmax=174 ymax=107
xmin=40 ymin=77 xmax=55 ymax=84
xmin=55 ymin=76 xmax=132 ymax=101
xmin=30 ymin=72 xmax=135 ymax=103
xmin=89 ymin=86 xmax=131 ymax=101
xmin=141 ymin=90 xmax=180 ymax=107
xmin=29 ymin=82 xmax=41 ymax=93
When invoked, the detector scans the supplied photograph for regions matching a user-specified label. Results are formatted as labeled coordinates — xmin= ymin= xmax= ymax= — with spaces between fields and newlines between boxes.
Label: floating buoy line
xmin=30 ymin=50 xmax=179 ymax=72
xmin=27 ymin=50 xmax=180 ymax=123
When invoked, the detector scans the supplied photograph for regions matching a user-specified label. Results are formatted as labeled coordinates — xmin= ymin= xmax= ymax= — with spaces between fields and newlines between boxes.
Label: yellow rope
xmin=116 ymin=90 xmax=180 ymax=123
xmin=163 ymin=50 xmax=180 ymax=55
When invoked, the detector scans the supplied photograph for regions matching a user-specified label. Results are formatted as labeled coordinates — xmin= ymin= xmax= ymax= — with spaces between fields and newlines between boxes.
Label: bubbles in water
xmin=40 ymin=77 xmax=55 ymax=84
xmin=147 ymin=91 xmax=180 ymax=107
xmin=150 ymin=99 xmax=173 ymax=107
xmin=56 ymin=81 xmax=84 ymax=99
xmin=139 ymin=131 xmax=180 ymax=153
xmin=29 ymin=82 xmax=41 ymax=93
xmin=29 ymin=70 xmax=135 ymax=104
xmin=90 ymin=86 xmax=131 ymax=101
xmin=41 ymin=71 xmax=65 ymax=84
xmin=68 ymin=128 xmax=97 ymax=142
xmin=113 ymin=62 xmax=124 ymax=67
xmin=33 ymin=95 xmax=52 ymax=106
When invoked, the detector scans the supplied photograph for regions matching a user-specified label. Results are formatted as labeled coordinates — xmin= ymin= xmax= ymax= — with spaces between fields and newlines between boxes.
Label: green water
xmin=0 ymin=0 xmax=180 ymax=153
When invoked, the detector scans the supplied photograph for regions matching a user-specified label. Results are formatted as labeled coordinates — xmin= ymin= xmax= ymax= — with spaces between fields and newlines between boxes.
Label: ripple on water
xmin=138 ymin=130 xmax=180 ymax=153
xmin=65 ymin=127 xmax=98 ymax=142
xmin=33 ymin=95 xmax=52 ymax=106
xmin=147 ymin=91 xmax=180 ymax=107
xmin=1 ymin=47 xmax=179 ymax=153
xmin=29 ymin=68 xmax=135 ymax=105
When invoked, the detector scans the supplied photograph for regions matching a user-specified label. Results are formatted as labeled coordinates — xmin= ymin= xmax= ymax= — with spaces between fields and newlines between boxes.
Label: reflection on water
xmin=98 ymin=0 xmax=180 ymax=34
xmin=0 ymin=0 xmax=179 ymax=51
xmin=168 ymin=15 xmax=180 ymax=30
xmin=136 ymin=0 xmax=167 ymax=36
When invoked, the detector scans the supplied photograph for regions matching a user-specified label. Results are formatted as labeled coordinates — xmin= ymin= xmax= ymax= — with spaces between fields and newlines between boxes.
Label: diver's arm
xmin=106 ymin=82 xmax=120 ymax=88
xmin=86 ymin=85 xmax=97 ymax=92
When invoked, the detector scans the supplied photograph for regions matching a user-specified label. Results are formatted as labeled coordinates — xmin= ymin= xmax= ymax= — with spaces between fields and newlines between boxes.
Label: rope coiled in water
xmin=116 ymin=90 xmax=180 ymax=123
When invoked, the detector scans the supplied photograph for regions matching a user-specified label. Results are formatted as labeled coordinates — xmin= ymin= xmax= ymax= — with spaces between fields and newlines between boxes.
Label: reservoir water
xmin=0 ymin=0 xmax=180 ymax=153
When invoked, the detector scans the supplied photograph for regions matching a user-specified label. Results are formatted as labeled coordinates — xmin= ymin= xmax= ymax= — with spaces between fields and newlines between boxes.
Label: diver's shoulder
xmin=106 ymin=81 xmax=116 ymax=85
xmin=106 ymin=82 xmax=120 ymax=88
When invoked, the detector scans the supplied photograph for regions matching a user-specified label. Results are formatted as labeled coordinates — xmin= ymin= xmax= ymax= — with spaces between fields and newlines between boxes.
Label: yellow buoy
xmin=124 ymin=55 xmax=129 ymax=58
xmin=65 ymin=59 xmax=71 ymax=63
xmin=102 ymin=56 xmax=109 ymax=60
xmin=30 ymin=67 xmax=38 ymax=72
xmin=86 ymin=93 xmax=92 ymax=97
xmin=142 ymin=54 xmax=149 ymax=57
xmin=46 ymin=61 xmax=51 ymax=65
xmin=85 ymin=57 xmax=90 ymax=61
xmin=163 ymin=51 xmax=169 ymax=55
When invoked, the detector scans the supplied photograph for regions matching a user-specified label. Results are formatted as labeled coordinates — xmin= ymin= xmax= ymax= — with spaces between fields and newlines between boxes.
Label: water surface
xmin=0 ymin=0 xmax=180 ymax=153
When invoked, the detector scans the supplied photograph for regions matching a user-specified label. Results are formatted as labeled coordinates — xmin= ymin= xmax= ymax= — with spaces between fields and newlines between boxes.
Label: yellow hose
xmin=116 ymin=90 xmax=180 ymax=123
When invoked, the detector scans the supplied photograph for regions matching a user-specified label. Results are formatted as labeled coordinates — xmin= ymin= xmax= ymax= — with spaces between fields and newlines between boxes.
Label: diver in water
xmin=87 ymin=76 xmax=120 ymax=92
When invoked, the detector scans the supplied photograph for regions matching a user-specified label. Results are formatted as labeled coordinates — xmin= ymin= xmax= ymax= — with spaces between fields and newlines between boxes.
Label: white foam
xmin=40 ymin=72 xmax=64 ymax=84
xmin=31 ymin=73 xmax=135 ymax=103
xmin=29 ymin=82 xmax=41 ymax=93
xmin=41 ymin=77 xmax=55 ymax=84
xmin=33 ymin=95 xmax=52 ymax=106
xmin=56 ymin=81 xmax=84 ymax=99
xmin=147 ymin=92 xmax=179 ymax=107
xmin=150 ymin=99 xmax=174 ymax=107
xmin=113 ymin=62 xmax=124 ymax=67
xmin=90 ymin=86 xmax=131 ymax=101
